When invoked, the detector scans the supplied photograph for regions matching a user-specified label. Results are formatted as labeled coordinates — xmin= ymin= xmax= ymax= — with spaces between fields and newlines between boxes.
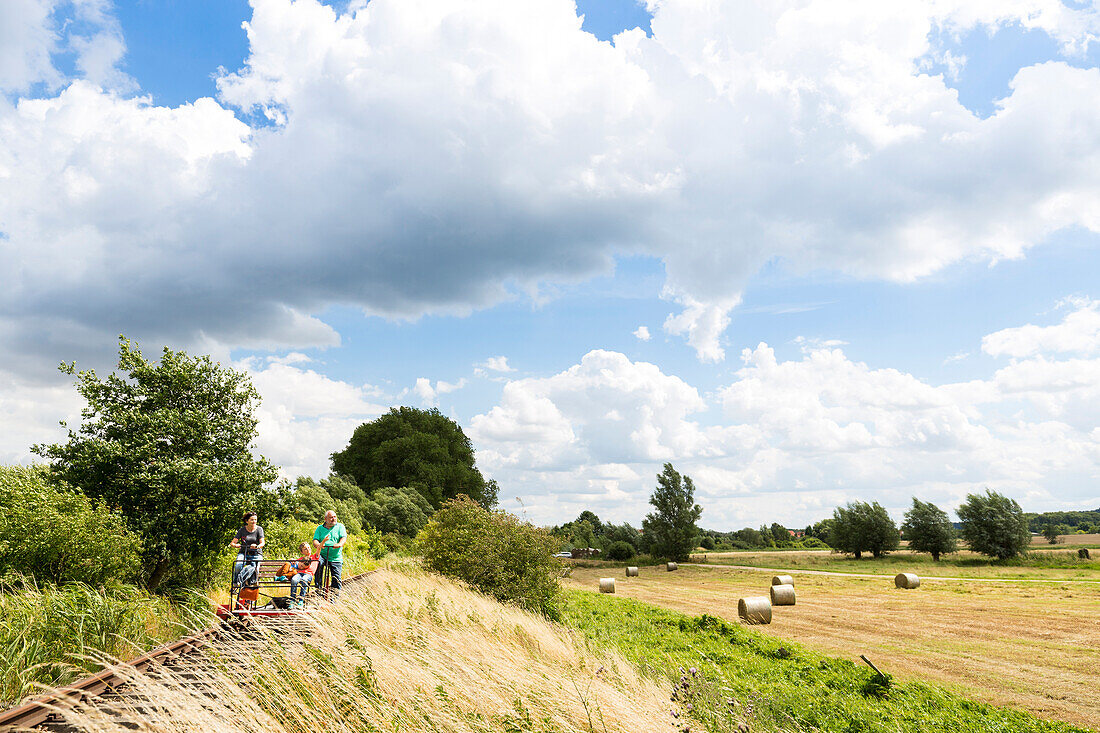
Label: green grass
xmin=0 ymin=580 xmax=211 ymax=706
xmin=562 ymin=590 xmax=1090 ymax=733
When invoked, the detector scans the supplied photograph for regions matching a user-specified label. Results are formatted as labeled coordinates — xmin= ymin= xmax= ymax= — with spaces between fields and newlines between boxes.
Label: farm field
xmin=1031 ymin=533 xmax=1100 ymax=547
xmin=688 ymin=547 xmax=1100 ymax=580
xmin=565 ymin=562 xmax=1100 ymax=729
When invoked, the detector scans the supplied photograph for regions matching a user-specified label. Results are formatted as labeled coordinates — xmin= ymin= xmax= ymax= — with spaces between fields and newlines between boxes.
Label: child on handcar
xmin=288 ymin=541 xmax=319 ymax=609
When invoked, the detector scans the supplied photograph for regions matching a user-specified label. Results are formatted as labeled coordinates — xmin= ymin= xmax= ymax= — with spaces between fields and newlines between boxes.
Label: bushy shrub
xmin=606 ymin=540 xmax=636 ymax=561
xmin=417 ymin=496 xmax=562 ymax=618
xmin=347 ymin=526 xmax=389 ymax=562
xmin=799 ymin=536 xmax=830 ymax=549
xmin=0 ymin=465 xmax=141 ymax=585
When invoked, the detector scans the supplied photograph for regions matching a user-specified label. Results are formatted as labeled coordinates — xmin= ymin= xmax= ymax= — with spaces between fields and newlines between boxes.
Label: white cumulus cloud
xmin=472 ymin=302 xmax=1100 ymax=526
xmin=4 ymin=0 xmax=1100 ymax=371
xmin=982 ymin=298 xmax=1100 ymax=358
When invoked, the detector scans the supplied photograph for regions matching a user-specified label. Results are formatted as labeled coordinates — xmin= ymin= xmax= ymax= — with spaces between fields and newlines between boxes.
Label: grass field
xmin=565 ymin=562 xmax=1100 ymax=729
xmin=564 ymin=591 xmax=1088 ymax=733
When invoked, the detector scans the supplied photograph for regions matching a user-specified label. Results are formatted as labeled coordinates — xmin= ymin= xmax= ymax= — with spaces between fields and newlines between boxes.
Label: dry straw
xmin=599 ymin=577 xmax=616 ymax=594
xmin=666 ymin=562 xmax=678 ymax=572
xmin=738 ymin=596 xmax=772 ymax=625
xmin=42 ymin=567 xmax=673 ymax=733
xmin=770 ymin=584 xmax=796 ymax=606
xmin=625 ymin=566 xmax=639 ymax=577
xmin=772 ymin=574 xmax=794 ymax=586
xmin=895 ymin=572 xmax=920 ymax=589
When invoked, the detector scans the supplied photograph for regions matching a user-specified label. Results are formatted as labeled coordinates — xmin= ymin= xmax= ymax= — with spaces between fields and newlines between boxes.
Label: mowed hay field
xmin=689 ymin=547 xmax=1100 ymax=579
xmin=1032 ymin=533 xmax=1100 ymax=547
xmin=565 ymin=562 xmax=1100 ymax=729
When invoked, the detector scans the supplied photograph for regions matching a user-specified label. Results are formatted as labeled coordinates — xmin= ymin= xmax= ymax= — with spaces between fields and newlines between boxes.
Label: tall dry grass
xmin=51 ymin=565 xmax=677 ymax=732
xmin=0 ymin=581 xmax=207 ymax=706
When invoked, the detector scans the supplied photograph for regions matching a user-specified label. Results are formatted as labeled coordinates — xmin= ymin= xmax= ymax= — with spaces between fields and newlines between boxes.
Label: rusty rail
xmin=0 ymin=570 xmax=376 ymax=730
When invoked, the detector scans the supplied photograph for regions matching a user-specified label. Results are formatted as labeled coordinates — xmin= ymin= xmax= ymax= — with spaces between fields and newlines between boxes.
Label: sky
xmin=2 ymin=0 xmax=1099 ymax=530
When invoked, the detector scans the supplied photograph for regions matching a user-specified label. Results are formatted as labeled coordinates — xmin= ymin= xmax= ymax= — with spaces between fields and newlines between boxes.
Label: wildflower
xmin=689 ymin=667 xmax=697 ymax=676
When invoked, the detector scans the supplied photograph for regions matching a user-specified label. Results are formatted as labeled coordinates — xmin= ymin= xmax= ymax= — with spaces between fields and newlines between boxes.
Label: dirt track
xmin=567 ymin=563 xmax=1100 ymax=729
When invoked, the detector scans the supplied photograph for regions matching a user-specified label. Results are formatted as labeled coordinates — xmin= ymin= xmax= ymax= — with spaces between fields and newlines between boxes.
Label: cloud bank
xmin=3 ymin=0 xmax=1100 ymax=372
xmin=470 ymin=300 xmax=1100 ymax=526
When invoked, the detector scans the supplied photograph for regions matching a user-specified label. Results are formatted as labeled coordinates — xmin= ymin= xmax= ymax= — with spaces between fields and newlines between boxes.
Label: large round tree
xmin=957 ymin=489 xmax=1031 ymax=560
xmin=36 ymin=338 xmax=278 ymax=590
xmin=902 ymin=498 xmax=957 ymax=561
xmin=331 ymin=407 xmax=496 ymax=509
xmin=829 ymin=501 xmax=899 ymax=559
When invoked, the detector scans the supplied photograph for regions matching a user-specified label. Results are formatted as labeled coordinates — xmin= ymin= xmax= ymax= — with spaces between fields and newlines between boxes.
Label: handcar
xmin=216 ymin=557 xmax=335 ymax=622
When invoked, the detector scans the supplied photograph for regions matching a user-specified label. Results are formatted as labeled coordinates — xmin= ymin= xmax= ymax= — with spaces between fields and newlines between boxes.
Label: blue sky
xmin=2 ymin=0 xmax=1099 ymax=529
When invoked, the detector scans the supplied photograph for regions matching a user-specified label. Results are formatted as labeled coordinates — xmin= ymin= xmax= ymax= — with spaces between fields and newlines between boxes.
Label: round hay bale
xmin=738 ymin=596 xmax=772 ymax=625
xmin=895 ymin=572 xmax=920 ymax=589
xmin=1079 ymin=548 xmax=1091 ymax=560
xmin=770 ymin=583 xmax=796 ymax=606
xmin=666 ymin=562 xmax=678 ymax=572
xmin=599 ymin=578 xmax=616 ymax=594
xmin=771 ymin=574 xmax=794 ymax=586
xmin=626 ymin=566 xmax=639 ymax=577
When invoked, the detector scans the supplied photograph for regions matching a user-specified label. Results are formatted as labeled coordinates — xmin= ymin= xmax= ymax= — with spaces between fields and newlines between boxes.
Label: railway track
xmin=0 ymin=570 xmax=377 ymax=732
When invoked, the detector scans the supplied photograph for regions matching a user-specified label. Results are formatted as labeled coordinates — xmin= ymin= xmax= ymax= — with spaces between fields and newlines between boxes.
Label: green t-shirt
xmin=313 ymin=522 xmax=347 ymax=561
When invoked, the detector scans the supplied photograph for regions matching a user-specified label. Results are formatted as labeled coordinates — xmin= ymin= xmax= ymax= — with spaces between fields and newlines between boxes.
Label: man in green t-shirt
xmin=313 ymin=510 xmax=347 ymax=599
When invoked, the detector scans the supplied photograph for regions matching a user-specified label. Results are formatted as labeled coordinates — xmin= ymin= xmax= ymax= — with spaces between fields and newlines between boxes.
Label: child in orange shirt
xmin=289 ymin=542 xmax=319 ymax=608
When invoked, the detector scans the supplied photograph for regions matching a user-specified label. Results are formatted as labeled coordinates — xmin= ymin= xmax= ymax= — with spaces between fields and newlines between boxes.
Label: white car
xmin=554 ymin=551 xmax=573 ymax=558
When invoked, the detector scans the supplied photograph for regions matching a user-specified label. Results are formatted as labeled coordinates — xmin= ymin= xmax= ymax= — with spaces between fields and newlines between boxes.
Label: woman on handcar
xmin=229 ymin=511 xmax=265 ymax=590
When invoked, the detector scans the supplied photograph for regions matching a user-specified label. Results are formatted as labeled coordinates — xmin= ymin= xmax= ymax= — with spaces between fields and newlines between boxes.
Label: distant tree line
xmin=824 ymin=490 xmax=1034 ymax=561
xmin=1025 ymin=509 xmax=1100 ymax=541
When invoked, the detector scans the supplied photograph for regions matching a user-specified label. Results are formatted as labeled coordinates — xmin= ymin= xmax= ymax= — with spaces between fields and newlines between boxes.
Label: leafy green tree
xmin=957 ymin=489 xmax=1032 ymax=560
xmin=575 ymin=510 xmax=603 ymax=535
xmin=733 ymin=527 xmax=765 ymax=547
xmin=699 ymin=536 xmax=716 ymax=550
xmin=901 ymin=498 xmax=957 ymax=561
xmin=642 ymin=463 xmax=702 ymax=562
xmin=288 ymin=475 xmax=364 ymax=532
xmin=361 ymin=486 xmax=434 ymax=536
xmin=35 ymin=338 xmax=278 ymax=590
xmin=606 ymin=540 xmax=635 ymax=561
xmin=829 ymin=501 xmax=899 ymax=559
xmin=809 ymin=518 xmax=835 ymax=543
xmin=331 ymin=407 xmax=496 ymax=509
xmin=601 ymin=522 xmax=641 ymax=549
xmin=0 ymin=465 xmax=142 ymax=585
xmin=770 ymin=523 xmax=792 ymax=547
xmin=570 ymin=519 xmax=597 ymax=549
xmin=417 ymin=496 xmax=561 ymax=618
xmin=1041 ymin=523 xmax=1061 ymax=544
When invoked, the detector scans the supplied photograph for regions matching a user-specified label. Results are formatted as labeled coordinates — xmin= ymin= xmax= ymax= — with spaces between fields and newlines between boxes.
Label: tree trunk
xmin=932 ymin=551 xmax=940 ymax=561
xmin=146 ymin=557 xmax=170 ymax=591
xmin=854 ymin=550 xmax=862 ymax=559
